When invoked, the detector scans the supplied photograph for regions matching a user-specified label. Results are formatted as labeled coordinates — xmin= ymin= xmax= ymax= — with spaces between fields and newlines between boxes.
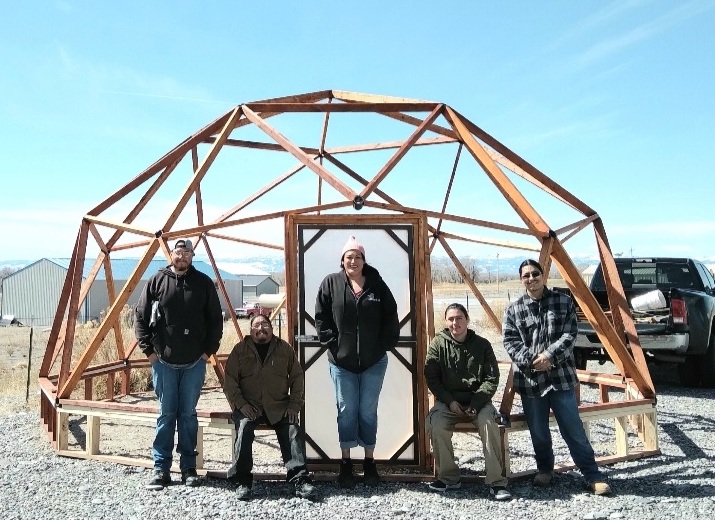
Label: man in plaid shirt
xmin=503 ymin=259 xmax=611 ymax=495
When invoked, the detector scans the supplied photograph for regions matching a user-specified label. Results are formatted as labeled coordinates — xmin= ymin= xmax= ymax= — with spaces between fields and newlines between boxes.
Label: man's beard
xmin=172 ymin=259 xmax=190 ymax=272
xmin=253 ymin=333 xmax=271 ymax=344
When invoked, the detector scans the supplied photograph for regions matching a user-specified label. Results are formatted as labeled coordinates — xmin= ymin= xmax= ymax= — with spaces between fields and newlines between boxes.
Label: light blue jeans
xmin=521 ymin=387 xmax=603 ymax=483
xmin=151 ymin=358 xmax=206 ymax=471
xmin=329 ymin=354 xmax=388 ymax=450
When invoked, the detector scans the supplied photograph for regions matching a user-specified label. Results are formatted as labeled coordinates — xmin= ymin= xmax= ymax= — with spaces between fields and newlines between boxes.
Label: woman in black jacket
xmin=315 ymin=236 xmax=399 ymax=488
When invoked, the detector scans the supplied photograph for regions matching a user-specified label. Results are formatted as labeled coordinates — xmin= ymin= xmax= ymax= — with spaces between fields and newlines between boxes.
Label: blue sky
xmin=2 ymin=0 xmax=715 ymax=264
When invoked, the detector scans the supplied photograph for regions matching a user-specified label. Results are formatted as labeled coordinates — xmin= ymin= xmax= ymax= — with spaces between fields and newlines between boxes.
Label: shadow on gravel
xmin=659 ymin=412 xmax=715 ymax=458
xmin=68 ymin=416 xmax=87 ymax=450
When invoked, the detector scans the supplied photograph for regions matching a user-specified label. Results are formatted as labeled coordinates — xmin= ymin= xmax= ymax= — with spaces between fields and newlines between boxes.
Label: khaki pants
xmin=425 ymin=401 xmax=507 ymax=487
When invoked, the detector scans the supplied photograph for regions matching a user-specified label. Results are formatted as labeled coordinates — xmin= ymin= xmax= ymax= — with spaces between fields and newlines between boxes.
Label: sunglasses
xmin=521 ymin=271 xmax=542 ymax=280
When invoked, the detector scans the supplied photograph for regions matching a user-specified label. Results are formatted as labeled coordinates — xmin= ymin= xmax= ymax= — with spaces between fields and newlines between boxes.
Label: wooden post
xmin=87 ymin=416 xmax=101 ymax=455
xmin=614 ymin=416 xmax=629 ymax=456
xmin=196 ymin=426 xmax=205 ymax=470
xmin=57 ymin=411 xmax=69 ymax=451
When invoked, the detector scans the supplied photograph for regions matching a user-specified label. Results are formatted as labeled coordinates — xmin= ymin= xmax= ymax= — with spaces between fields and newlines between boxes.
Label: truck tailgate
xmin=578 ymin=322 xmax=668 ymax=338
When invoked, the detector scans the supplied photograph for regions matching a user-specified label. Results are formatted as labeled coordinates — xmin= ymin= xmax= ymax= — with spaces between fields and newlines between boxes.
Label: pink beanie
xmin=341 ymin=235 xmax=365 ymax=259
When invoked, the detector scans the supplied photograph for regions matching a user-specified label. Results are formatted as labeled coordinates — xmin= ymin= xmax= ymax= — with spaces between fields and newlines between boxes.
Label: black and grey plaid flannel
xmin=502 ymin=287 xmax=579 ymax=397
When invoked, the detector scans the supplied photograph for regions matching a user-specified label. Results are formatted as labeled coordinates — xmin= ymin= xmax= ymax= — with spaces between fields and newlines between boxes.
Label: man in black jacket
xmin=135 ymin=239 xmax=223 ymax=490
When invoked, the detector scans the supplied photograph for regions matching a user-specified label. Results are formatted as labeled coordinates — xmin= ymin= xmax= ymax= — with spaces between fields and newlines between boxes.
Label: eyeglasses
xmin=172 ymin=250 xmax=193 ymax=257
xmin=251 ymin=322 xmax=272 ymax=330
xmin=521 ymin=271 xmax=542 ymax=280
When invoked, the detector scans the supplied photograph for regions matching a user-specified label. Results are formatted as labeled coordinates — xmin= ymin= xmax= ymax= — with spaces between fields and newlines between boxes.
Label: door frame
xmin=285 ymin=213 xmax=431 ymax=470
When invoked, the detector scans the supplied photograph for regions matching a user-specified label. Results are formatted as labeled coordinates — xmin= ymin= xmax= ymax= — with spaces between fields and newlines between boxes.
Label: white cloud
xmin=570 ymin=0 xmax=715 ymax=70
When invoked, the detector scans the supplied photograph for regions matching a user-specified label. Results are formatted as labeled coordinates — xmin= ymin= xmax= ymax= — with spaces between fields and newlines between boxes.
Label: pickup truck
xmin=574 ymin=257 xmax=715 ymax=387
xmin=234 ymin=302 xmax=274 ymax=319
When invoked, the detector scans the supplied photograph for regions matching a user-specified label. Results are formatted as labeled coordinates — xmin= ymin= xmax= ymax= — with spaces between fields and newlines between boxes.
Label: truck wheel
xmin=699 ymin=333 xmax=715 ymax=388
xmin=678 ymin=355 xmax=703 ymax=388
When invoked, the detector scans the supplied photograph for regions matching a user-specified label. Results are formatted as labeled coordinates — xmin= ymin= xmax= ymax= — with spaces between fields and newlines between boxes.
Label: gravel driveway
xmin=2 ymin=357 xmax=715 ymax=520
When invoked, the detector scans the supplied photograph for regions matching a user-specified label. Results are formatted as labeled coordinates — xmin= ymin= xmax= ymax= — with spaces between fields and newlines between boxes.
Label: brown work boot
xmin=589 ymin=481 xmax=612 ymax=495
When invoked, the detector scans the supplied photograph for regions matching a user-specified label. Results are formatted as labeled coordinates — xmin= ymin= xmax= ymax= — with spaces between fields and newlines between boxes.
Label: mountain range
xmin=0 ymin=255 xmax=599 ymax=276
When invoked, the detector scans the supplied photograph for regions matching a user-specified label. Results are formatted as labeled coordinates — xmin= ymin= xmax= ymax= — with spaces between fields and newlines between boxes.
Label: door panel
xmin=297 ymin=223 xmax=419 ymax=463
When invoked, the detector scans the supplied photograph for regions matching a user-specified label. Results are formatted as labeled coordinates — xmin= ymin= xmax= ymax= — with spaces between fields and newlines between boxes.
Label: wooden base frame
xmin=38 ymin=89 xmax=659 ymax=481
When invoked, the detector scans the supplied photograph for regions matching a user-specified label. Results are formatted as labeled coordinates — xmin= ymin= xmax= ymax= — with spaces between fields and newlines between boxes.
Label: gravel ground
xmin=2 ymin=359 xmax=715 ymax=520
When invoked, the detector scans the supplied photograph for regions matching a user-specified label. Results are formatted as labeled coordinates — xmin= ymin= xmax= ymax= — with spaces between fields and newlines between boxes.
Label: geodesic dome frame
xmin=38 ymin=90 xmax=658 ymax=476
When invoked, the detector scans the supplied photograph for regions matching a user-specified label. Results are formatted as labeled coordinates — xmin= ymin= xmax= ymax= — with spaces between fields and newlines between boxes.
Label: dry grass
xmin=0 ymin=282 xmax=515 ymax=405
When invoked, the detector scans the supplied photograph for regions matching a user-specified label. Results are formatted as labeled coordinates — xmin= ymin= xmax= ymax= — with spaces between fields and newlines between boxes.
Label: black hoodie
xmin=315 ymin=264 xmax=400 ymax=373
xmin=135 ymin=265 xmax=223 ymax=365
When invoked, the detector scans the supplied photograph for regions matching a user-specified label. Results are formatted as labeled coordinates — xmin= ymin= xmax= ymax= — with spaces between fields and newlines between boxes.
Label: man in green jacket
xmin=425 ymin=303 xmax=511 ymax=500
xmin=223 ymin=314 xmax=315 ymax=500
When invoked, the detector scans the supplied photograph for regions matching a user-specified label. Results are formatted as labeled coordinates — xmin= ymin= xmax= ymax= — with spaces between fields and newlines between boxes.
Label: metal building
xmin=234 ymin=274 xmax=279 ymax=302
xmin=1 ymin=258 xmax=84 ymax=327
xmin=1 ymin=258 xmax=243 ymax=327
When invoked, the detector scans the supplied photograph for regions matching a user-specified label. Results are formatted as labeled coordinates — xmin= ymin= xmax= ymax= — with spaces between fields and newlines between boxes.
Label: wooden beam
xmin=443 ymin=106 xmax=551 ymax=237
xmin=285 ymin=215 xmax=298 ymax=349
xmin=594 ymin=219 xmax=653 ymax=392
xmin=169 ymin=201 xmax=353 ymax=238
xmin=103 ymin=158 xmax=182 ymax=253
xmin=248 ymin=89 xmax=333 ymax=105
xmin=205 ymin=137 xmax=321 ymax=155
xmin=361 ymin=104 xmax=445 ymax=199
xmin=451 ymin=107 xmax=597 ymax=217
xmin=430 ymin=143 xmax=462 ymax=252
xmin=201 ymin=236 xmax=236 ymax=373
xmin=161 ymin=107 xmax=243 ymax=232
xmin=363 ymin=200 xmax=536 ymax=236
xmin=242 ymin=105 xmax=357 ymax=202
xmin=380 ymin=110 xmax=458 ymax=139
xmin=331 ymin=90 xmax=434 ymax=104
xmin=326 ymin=135 xmax=457 ymax=155
xmin=213 ymin=162 xmax=307 ymax=223
xmin=89 ymin=112 xmax=231 ymax=216
xmin=554 ymin=214 xmax=599 ymax=237
xmin=550 ymin=240 xmax=654 ymax=398
xmin=40 ymin=231 xmax=94 ymax=378
xmin=483 ymin=146 xmax=592 ymax=215
xmin=437 ymin=235 xmax=501 ymax=332
xmin=436 ymin=230 xmax=541 ymax=252
xmin=58 ymin=222 xmax=89 ymax=391
xmin=206 ymin=232 xmax=284 ymax=251
xmin=84 ymin=216 xmax=155 ymax=237
xmin=318 ymin=98 xmax=332 ymax=154
xmin=244 ymin=102 xmax=440 ymax=113
xmin=58 ymin=240 xmax=162 ymax=398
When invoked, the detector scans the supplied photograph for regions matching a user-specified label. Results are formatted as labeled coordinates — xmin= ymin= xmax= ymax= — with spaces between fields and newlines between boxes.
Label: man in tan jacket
xmin=223 ymin=314 xmax=315 ymax=500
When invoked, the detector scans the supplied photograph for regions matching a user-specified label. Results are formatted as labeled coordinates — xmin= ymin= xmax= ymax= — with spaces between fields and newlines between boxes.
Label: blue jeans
xmin=329 ymin=354 xmax=388 ymax=450
xmin=151 ymin=358 xmax=206 ymax=471
xmin=521 ymin=387 xmax=603 ymax=483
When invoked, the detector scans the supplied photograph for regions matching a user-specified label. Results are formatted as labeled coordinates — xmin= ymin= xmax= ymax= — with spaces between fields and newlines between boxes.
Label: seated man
xmin=425 ymin=303 xmax=511 ymax=501
xmin=223 ymin=314 xmax=315 ymax=500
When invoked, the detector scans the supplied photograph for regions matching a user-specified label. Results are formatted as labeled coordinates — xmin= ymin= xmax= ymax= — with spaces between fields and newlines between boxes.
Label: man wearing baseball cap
xmin=135 ymin=238 xmax=224 ymax=490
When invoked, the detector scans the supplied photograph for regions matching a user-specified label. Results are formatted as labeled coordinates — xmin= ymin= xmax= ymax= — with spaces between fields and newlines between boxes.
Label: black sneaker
xmin=181 ymin=468 xmax=201 ymax=487
xmin=428 ymin=479 xmax=461 ymax=492
xmin=293 ymin=478 xmax=316 ymax=499
xmin=489 ymin=486 xmax=512 ymax=501
xmin=145 ymin=469 xmax=171 ymax=490
xmin=235 ymin=484 xmax=252 ymax=501
xmin=362 ymin=459 xmax=380 ymax=487
xmin=338 ymin=460 xmax=356 ymax=489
